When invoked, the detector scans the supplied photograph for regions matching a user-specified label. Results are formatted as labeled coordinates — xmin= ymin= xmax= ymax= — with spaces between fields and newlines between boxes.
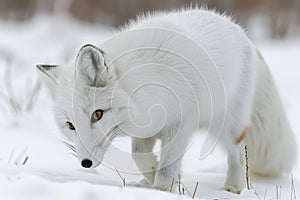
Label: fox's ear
xmin=36 ymin=64 xmax=61 ymax=99
xmin=76 ymin=44 xmax=109 ymax=87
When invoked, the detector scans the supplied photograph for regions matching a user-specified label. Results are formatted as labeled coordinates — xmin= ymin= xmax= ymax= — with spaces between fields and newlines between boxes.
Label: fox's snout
xmin=79 ymin=155 xmax=102 ymax=169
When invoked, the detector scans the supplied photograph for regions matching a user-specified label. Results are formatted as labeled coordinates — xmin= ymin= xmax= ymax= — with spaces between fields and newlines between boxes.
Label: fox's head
xmin=37 ymin=44 xmax=129 ymax=168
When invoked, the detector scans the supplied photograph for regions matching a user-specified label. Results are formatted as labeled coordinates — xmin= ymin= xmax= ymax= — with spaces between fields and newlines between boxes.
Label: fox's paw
xmin=152 ymin=184 xmax=169 ymax=191
xmin=223 ymin=185 xmax=242 ymax=194
xmin=152 ymin=181 xmax=171 ymax=191
xmin=128 ymin=179 xmax=151 ymax=188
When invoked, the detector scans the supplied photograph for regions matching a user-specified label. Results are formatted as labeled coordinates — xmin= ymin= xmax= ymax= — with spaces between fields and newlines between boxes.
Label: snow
xmin=0 ymin=14 xmax=299 ymax=200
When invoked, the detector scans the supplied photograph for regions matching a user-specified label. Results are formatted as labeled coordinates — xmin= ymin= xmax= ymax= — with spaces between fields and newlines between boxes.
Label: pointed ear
xmin=36 ymin=64 xmax=61 ymax=99
xmin=76 ymin=44 xmax=109 ymax=87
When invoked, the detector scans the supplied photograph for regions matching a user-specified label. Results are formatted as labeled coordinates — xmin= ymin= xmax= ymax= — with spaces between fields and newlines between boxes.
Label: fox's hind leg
xmin=131 ymin=137 xmax=158 ymax=186
xmin=223 ymin=141 xmax=246 ymax=194
xmin=221 ymin=122 xmax=248 ymax=193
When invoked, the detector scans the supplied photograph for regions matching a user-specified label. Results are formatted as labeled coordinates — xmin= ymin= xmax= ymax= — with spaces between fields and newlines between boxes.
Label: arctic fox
xmin=37 ymin=8 xmax=297 ymax=193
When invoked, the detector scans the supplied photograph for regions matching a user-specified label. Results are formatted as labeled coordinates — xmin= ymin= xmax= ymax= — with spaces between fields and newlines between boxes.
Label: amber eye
xmin=91 ymin=109 xmax=103 ymax=123
xmin=66 ymin=121 xmax=75 ymax=130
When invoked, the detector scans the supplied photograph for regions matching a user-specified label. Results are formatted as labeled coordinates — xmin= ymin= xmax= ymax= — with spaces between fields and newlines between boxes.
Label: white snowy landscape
xmin=0 ymin=13 xmax=299 ymax=200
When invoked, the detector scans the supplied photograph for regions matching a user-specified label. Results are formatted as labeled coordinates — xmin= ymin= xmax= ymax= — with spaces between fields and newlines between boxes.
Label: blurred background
xmin=0 ymin=0 xmax=300 ymax=39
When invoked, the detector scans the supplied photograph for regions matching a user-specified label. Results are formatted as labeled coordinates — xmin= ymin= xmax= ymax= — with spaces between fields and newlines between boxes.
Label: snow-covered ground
xmin=0 ymin=14 xmax=299 ymax=200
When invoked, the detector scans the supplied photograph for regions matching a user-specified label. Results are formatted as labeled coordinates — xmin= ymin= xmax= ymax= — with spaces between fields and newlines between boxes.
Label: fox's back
xmin=100 ymin=8 xmax=257 ymax=123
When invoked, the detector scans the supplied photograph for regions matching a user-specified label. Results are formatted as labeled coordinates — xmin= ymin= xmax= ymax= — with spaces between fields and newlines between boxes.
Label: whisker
xmin=69 ymin=152 xmax=78 ymax=158
xmin=61 ymin=140 xmax=77 ymax=153
xmin=62 ymin=141 xmax=74 ymax=150
xmin=91 ymin=124 xmax=123 ymax=158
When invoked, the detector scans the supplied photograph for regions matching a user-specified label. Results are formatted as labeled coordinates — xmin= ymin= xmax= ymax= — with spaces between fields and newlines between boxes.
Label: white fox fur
xmin=37 ymin=8 xmax=297 ymax=193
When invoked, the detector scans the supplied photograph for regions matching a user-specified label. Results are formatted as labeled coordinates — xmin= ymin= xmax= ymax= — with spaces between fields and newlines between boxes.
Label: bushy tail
xmin=245 ymin=54 xmax=297 ymax=176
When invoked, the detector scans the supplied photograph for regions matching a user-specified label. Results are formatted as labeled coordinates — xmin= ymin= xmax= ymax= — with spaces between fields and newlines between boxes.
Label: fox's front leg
xmin=131 ymin=137 xmax=158 ymax=186
xmin=153 ymin=120 xmax=196 ymax=190
xmin=152 ymin=146 xmax=182 ymax=190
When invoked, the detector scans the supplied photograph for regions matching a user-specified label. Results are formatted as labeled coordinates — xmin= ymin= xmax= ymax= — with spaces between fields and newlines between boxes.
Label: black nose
xmin=81 ymin=159 xmax=93 ymax=168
